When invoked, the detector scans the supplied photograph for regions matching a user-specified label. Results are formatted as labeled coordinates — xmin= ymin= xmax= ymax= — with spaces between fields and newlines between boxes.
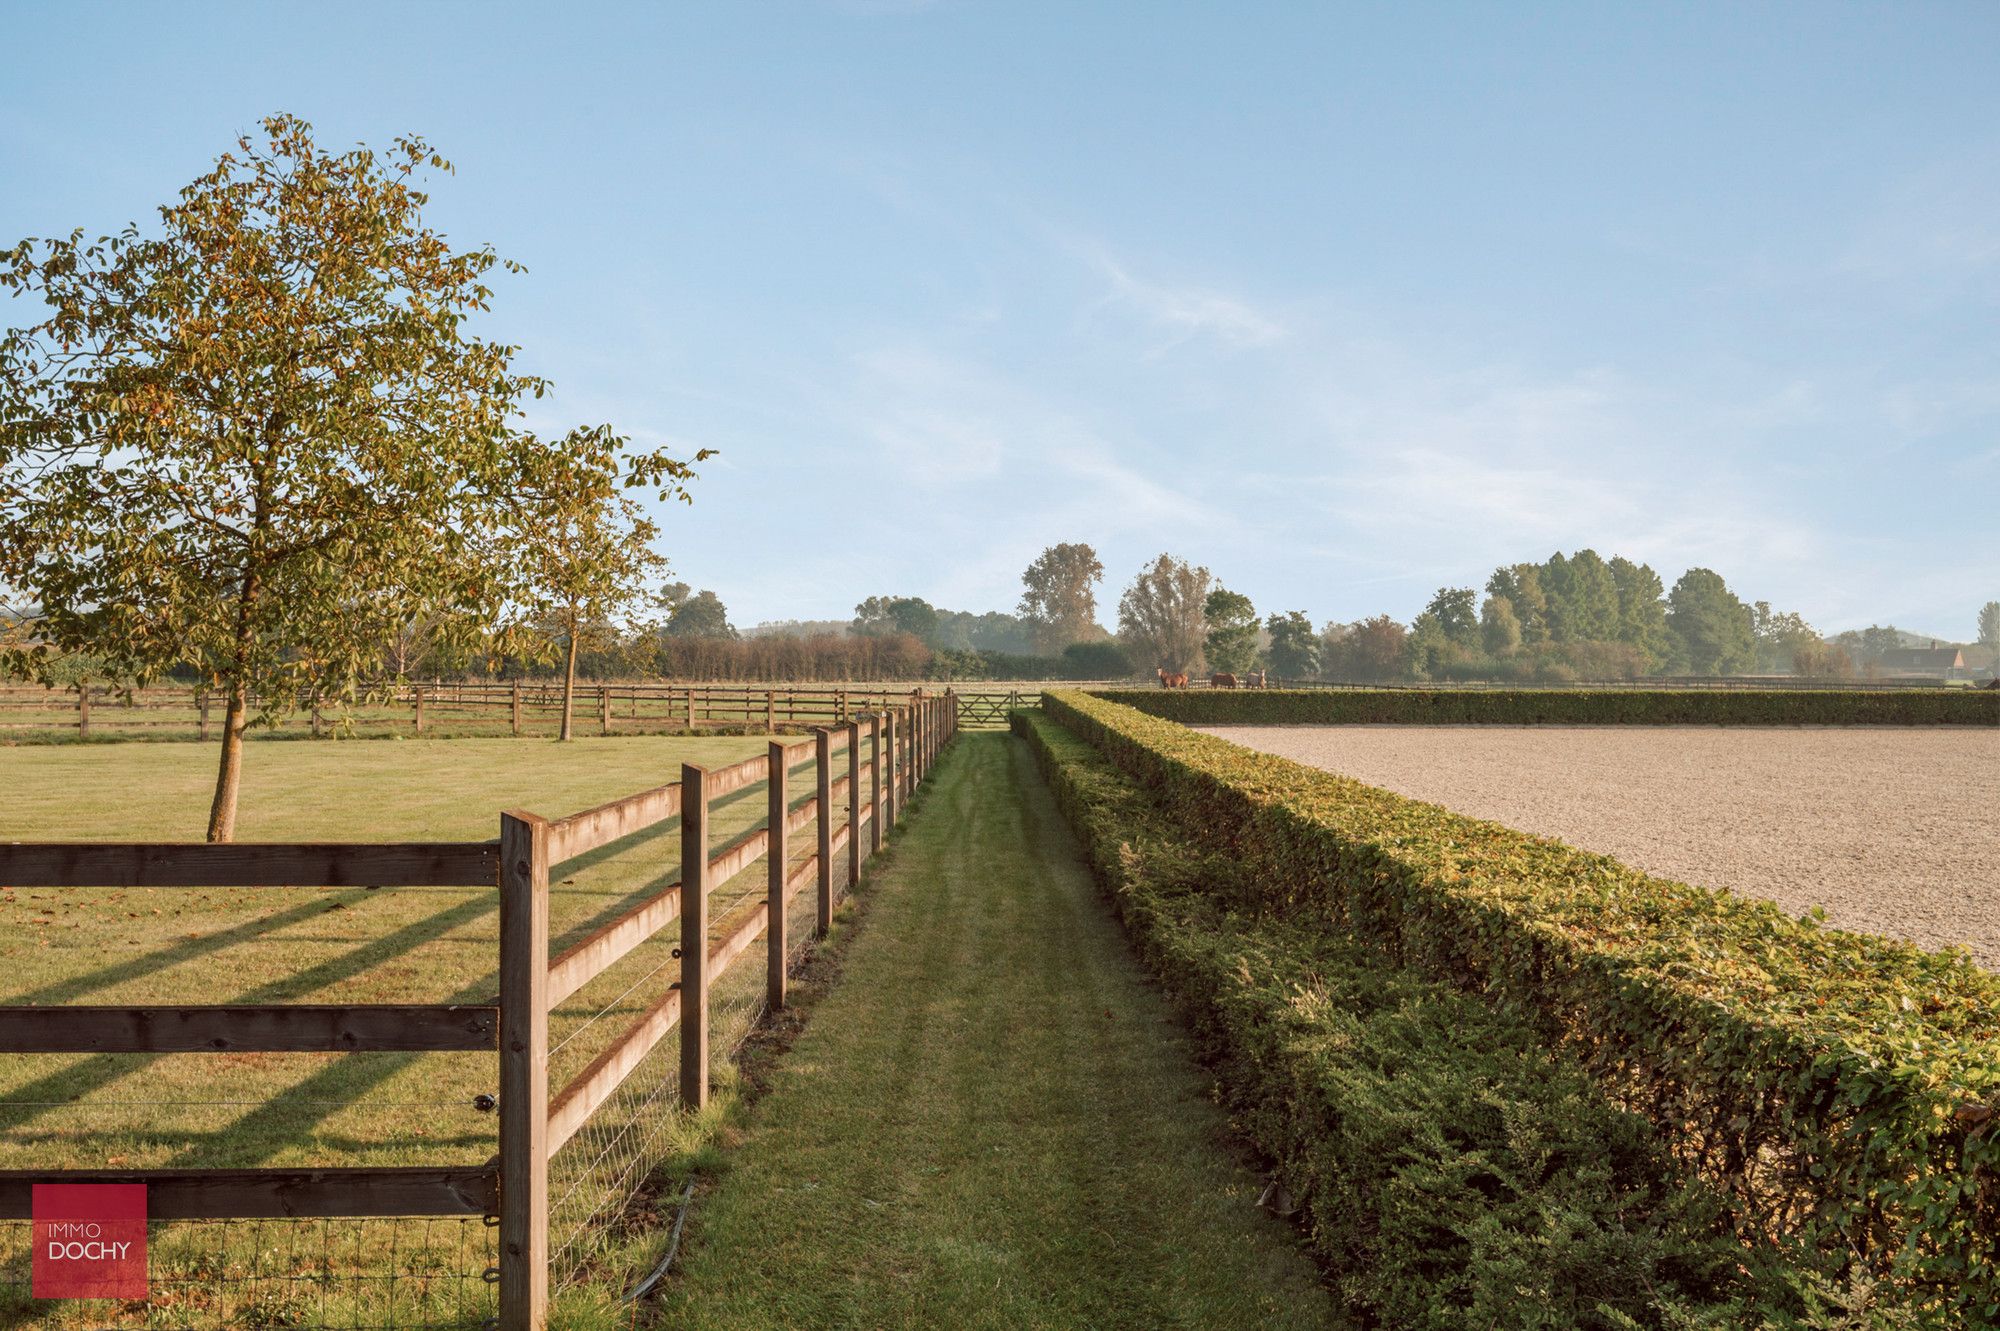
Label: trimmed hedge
xmin=1039 ymin=690 xmax=2000 ymax=1326
xmin=1015 ymin=710 xmax=1770 ymax=1328
xmin=1094 ymin=686 xmax=2000 ymax=727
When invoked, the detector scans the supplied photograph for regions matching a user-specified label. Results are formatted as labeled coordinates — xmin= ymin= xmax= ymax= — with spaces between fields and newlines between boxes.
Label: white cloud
xmin=1083 ymin=250 xmax=1289 ymax=353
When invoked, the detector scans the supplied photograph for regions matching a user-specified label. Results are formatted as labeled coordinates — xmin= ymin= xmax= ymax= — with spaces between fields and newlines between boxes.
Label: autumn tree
xmin=1019 ymin=542 xmax=1105 ymax=653
xmin=1117 ymin=553 xmax=1210 ymax=675
xmin=1486 ymin=564 xmax=1548 ymax=643
xmin=1480 ymin=595 xmax=1523 ymax=656
xmin=1750 ymin=602 xmax=1822 ymax=674
xmin=505 ymin=424 xmax=703 ymax=741
xmin=1325 ymin=615 xmax=1407 ymax=681
xmin=1202 ymin=585 xmax=1260 ymax=673
xmin=0 ymin=115 xmax=560 ymax=840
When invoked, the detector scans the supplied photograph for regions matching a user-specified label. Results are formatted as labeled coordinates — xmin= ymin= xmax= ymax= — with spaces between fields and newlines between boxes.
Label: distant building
xmin=1877 ymin=643 xmax=1969 ymax=679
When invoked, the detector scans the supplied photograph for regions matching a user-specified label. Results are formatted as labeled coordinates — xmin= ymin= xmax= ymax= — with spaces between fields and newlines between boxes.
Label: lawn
xmin=0 ymin=735 xmax=833 ymax=1168
xmin=649 ymin=733 xmax=1344 ymax=1331
xmin=0 ymin=733 xmax=834 ymax=1326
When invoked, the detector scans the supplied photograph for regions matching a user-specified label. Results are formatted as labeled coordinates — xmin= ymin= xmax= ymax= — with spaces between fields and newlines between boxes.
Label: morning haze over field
xmin=2 ymin=7 xmax=1998 ymax=1331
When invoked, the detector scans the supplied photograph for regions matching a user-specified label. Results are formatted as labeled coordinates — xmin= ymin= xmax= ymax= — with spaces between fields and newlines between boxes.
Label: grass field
xmin=650 ymin=733 xmax=1343 ymax=1331
xmin=0 ymin=734 xmax=814 ymax=1170
xmin=0 ymin=733 xmax=846 ymax=1326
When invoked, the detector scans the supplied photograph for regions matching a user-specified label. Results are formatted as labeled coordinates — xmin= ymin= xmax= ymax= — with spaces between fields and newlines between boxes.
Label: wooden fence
xmin=0 ymin=680 xmax=1033 ymax=740
xmin=0 ymin=694 xmax=959 ymax=1330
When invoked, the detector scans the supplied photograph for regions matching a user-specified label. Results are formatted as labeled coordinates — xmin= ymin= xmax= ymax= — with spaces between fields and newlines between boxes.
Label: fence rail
xmin=0 ymin=680 xmax=1031 ymax=740
xmin=0 ymin=692 xmax=960 ymax=1329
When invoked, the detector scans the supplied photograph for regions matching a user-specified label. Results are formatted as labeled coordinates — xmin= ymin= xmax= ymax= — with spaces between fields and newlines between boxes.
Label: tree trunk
xmin=205 ymin=679 xmax=249 ymax=843
xmin=559 ymin=630 xmax=578 ymax=741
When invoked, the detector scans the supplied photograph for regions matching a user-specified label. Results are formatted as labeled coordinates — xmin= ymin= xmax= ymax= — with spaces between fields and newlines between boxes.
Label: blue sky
xmin=4 ymin=2 xmax=1996 ymax=637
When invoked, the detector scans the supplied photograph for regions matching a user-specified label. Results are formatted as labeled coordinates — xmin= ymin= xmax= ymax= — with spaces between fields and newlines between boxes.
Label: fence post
xmin=845 ymin=720 xmax=861 ymax=890
xmin=598 ymin=687 xmax=610 ymax=736
xmin=869 ymin=714 xmax=884 ymax=855
xmin=767 ymin=740 xmax=789 ymax=1011
xmin=498 ymin=810 xmax=550 ymax=1331
xmin=902 ymin=704 xmax=914 ymax=804
xmin=814 ymin=727 xmax=833 ymax=936
xmin=766 ymin=689 xmax=775 ymax=734
xmin=686 ymin=687 xmax=695 ymax=729
xmin=679 ymin=764 xmax=710 ymax=1110
xmin=197 ymin=689 xmax=210 ymax=743
xmin=76 ymin=683 xmax=89 ymax=740
xmin=883 ymin=710 xmax=897 ymax=832
xmin=414 ymin=685 xmax=425 ymax=735
xmin=511 ymin=681 xmax=522 ymax=737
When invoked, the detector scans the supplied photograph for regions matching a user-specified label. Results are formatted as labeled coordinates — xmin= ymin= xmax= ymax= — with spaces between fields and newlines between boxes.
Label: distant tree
xmin=1203 ymin=586 xmax=1260 ymax=673
xmin=1665 ymin=568 xmax=1755 ymax=674
xmin=1404 ymin=612 xmax=1452 ymax=680
xmin=1979 ymin=601 xmax=2000 ymax=651
xmin=740 ymin=618 xmax=851 ymax=639
xmin=1792 ymin=640 xmax=1855 ymax=679
xmin=969 ymin=610 xmax=1040 ymax=654
xmin=852 ymin=596 xmax=939 ymax=643
xmin=381 ymin=612 xmax=457 ymax=679
xmin=1541 ymin=549 xmax=1618 ymax=642
xmin=1830 ymin=624 xmax=1904 ymax=666
xmin=1487 ymin=564 xmax=1549 ymax=644
xmin=1750 ymin=602 xmax=1821 ymax=675
xmin=1265 ymin=611 xmax=1321 ymax=679
xmin=1424 ymin=587 xmax=1480 ymax=651
xmin=1117 ymin=554 xmax=1210 ymax=675
xmin=1019 ymin=542 xmax=1105 ymax=653
xmin=1 ymin=586 xmax=43 ymax=669
xmin=1059 ymin=639 xmax=1132 ymax=679
xmin=1326 ymin=615 xmax=1408 ymax=681
xmin=666 ymin=590 xmax=733 ymax=639
xmin=1607 ymin=557 xmax=1671 ymax=666
xmin=0 ymin=115 xmax=568 ymax=840
xmin=1480 ymin=595 xmax=1523 ymax=657
xmin=507 ymin=424 xmax=702 ymax=740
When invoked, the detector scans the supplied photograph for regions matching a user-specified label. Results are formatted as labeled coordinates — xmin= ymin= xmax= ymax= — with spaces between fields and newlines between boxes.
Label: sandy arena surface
xmin=1199 ymin=726 xmax=2000 ymax=968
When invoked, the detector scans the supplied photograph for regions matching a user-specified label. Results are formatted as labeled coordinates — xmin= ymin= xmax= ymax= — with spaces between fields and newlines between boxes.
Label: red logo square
xmin=32 ymin=1184 xmax=147 ymax=1300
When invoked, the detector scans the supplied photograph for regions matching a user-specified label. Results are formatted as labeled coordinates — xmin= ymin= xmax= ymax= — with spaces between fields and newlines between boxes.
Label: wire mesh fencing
xmin=0 ymin=1216 xmax=495 ymax=1330
xmin=544 ymin=748 xmax=833 ymax=1295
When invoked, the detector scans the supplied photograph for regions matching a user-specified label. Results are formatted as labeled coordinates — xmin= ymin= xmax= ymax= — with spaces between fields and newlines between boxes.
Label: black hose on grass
xmin=625 ymin=1179 xmax=697 ymax=1303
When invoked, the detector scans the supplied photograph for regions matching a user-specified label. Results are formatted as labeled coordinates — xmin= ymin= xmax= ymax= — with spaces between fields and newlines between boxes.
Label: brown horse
xmin=1157 ymin=668 xmax=1190 ymax=689
xmin=1210 ymin=672 xmax=1238 ymax=689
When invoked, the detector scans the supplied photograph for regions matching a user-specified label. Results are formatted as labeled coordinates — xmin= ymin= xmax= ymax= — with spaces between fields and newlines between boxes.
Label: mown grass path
xmin=652 ymin=732 xmax=1342 ymax=1330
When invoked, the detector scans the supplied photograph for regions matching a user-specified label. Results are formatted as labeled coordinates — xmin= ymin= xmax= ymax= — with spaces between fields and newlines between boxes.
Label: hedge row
xmin=1014 ymin=709 xmax=1785 ymax=1328
xmin=1038 ymin=690 xmax=2000 ymax=1326
xmin=1093 ymin=685 xmax=2000 ymax=727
